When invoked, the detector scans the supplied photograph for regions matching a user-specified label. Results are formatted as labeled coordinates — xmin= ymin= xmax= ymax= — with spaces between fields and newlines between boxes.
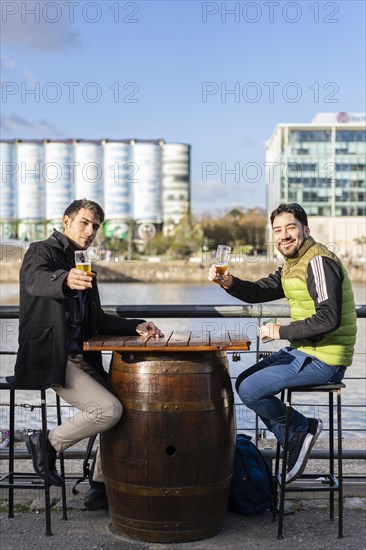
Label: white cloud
xmin=1 ymin=53 xmax=16 ymax=69
xmin=1 ymin=114 xmax=64 ymax=137
xmin=23 ymin=69 xmax=37 ymax=85
xmin=1 ymin=1 xmax=82 ymax=51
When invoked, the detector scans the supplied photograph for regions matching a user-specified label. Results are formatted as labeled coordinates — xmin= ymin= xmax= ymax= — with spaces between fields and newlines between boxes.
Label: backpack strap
xmin=72 ymin=435 xmax=97 ymax=495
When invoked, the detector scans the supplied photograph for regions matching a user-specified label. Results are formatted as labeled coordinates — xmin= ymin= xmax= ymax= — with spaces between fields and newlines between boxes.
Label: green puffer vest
xmin=281 ymin=238 xmax=357 ymax=367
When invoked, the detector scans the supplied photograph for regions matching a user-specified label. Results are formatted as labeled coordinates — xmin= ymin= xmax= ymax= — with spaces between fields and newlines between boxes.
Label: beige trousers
xmin=48 ymin=355 xmax=122 ymax=482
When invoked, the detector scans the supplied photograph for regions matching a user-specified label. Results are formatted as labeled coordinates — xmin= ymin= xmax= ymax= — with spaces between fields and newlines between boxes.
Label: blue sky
xmin=1 ymin=0 xmax=365 ymax=214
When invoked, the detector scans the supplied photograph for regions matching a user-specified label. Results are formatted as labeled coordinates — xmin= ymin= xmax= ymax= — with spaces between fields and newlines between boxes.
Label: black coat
xmin=14 ymin=230 xmax=144 ymax=389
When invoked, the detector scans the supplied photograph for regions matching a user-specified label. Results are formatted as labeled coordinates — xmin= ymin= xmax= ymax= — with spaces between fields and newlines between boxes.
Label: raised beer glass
xmin=74 ymin=250 xmax=92 ymax=275
xmin=215 ymin=245 xmax=231 ymax=282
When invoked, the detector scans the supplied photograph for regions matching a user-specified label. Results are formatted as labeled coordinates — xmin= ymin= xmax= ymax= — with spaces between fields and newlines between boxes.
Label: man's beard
xmin=277 ymin=236 xmax=305 ymax=258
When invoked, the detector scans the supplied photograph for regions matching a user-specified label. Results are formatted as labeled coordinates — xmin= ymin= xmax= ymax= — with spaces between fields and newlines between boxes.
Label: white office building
xmin=265 ymin=113 xmax=366 ymax=258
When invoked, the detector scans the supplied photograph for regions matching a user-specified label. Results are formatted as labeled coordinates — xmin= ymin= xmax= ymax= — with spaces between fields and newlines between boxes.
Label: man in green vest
xmin=208 ymin=203 xmax=357 ymax=483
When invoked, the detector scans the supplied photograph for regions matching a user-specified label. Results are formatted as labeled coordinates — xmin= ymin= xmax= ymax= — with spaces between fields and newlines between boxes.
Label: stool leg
xmin=56 ymin=394 xmax=68 ymax=520
xmin=277 ymin=394 xmax=291 ymax=539
xmin=41 ymin=389 xmax=52 ymax=536
xmin=272 ymin=439 xmax=281 ymax=523
xmin=8 ymin=389 xmax=15 ymax=519
xmin=329 ymin=391 xmax=334 ymax=521
xmin=337 ymin=389 xmax=343 ymax=539
xmin=272 ymin=389 xmax=285 ymax=522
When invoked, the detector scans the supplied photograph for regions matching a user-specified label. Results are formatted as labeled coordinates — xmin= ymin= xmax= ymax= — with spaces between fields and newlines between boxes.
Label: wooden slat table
xmin=83 ymin=330 xmax=250 ymax=352
xmin=83 ymin=331 xmax=250 ymax=544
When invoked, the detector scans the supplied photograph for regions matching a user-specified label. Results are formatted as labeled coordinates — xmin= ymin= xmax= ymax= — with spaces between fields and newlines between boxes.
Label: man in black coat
xmin=15 ymin=199 xmax=163 ymax=509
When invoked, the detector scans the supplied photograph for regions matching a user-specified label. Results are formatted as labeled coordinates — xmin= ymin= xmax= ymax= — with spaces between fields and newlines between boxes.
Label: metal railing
xmin=1 ymin=304 xmax=365 ymax=466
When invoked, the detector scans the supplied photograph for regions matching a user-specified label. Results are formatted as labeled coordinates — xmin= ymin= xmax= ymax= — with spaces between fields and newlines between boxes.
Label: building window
xmin=336 ymin=131 xmax=366 ymax=142
xmin=291 ymin=131 xmax=332 ymax=142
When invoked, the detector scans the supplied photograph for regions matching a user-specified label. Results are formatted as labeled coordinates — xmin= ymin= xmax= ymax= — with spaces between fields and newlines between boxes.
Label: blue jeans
xmin=236 ymin=347 xmax=345 ymax=447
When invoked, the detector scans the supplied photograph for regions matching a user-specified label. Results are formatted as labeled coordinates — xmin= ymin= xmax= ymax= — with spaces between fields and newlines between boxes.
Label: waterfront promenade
xmin=1 ymin=499 xmax=365 ymax=550
xmin=1 ymin=258 xmax=366 ymax=284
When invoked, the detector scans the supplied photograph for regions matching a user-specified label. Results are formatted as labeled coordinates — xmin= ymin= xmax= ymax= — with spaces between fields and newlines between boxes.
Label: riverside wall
xmin=1 ymin=258 xmax=365 ymax=283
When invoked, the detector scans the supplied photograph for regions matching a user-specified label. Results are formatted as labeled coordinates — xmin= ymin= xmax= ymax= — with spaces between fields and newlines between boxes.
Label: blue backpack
xmin=228 ymin=434 xmax=274 ymax=516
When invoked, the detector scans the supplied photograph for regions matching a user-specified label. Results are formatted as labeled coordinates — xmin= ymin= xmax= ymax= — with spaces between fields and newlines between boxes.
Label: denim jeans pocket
xmin=284 ymin=348 xmax=312 ymax=373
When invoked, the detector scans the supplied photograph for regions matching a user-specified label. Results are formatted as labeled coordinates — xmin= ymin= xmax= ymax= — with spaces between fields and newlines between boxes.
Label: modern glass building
xmin=266 ymin=113 xmax=366 ymax=257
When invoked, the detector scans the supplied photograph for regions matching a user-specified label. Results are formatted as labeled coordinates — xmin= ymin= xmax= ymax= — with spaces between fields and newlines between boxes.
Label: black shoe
xmin=25 ymin=432 xmax=63 ymax=487
xmin=84 ymin=482 xmax=108 ymax=511
xmin=286 ymin=418 xmax=323 ymax=483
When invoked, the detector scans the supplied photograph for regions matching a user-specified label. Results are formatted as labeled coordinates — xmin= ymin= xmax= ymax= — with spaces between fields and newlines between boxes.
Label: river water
xmin=1 ymin=282 xmax=365 ymax=439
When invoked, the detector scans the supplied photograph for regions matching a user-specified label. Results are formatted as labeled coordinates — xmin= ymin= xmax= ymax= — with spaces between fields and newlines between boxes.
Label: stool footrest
xmin=0 ymin=471 xmax=62 ymax=489
xmin=276 ymin=473 xmax=340 ymax=492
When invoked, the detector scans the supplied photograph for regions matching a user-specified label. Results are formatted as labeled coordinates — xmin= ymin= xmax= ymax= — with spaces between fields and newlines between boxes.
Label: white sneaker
xmin=286 ymin=418 xmax=323 ymax=484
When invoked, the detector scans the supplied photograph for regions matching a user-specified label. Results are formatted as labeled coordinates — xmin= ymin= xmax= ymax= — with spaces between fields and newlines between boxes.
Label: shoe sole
xmin=286 ymin=420 xmax=323 ymax=483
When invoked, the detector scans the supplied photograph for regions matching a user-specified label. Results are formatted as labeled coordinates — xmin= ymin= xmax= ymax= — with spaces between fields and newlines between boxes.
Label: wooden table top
xmin=83 ymin=331 xmax=251 ymax=352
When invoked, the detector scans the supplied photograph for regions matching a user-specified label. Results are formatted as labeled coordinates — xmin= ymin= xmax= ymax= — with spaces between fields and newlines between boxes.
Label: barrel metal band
xmin=110 ymin=511 xmax=226 ymax=532
xmin=120 ymin=396 xmax=233 ymax=412
xmin=105 ymin=476 xmax=232 ymax=497
xmin=112 ymin=361 xmax=227 ymax=375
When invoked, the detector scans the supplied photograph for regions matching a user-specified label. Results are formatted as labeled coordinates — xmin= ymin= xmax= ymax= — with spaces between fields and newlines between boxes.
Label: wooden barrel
xmin=101 ymin=350 xmax=236 ymax=543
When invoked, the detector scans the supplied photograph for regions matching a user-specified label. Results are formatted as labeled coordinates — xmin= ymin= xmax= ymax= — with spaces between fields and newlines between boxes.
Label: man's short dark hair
xmin=63 ymin=199 xmax=105 ymax=223
xmin=270 ymin=203 xmax=308 ymax=227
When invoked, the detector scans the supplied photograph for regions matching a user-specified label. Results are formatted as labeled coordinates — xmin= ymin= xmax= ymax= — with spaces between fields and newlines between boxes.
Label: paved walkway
xmin=1 ymin=499 xmax=365 ymax=550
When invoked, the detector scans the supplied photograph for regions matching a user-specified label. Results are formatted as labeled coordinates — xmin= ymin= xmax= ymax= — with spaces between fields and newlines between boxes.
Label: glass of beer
xmin=260 ymin=318 xmax=278 ymax=343
xmin=75 ymin=250 xmax=92 ymax=275
xmin=215 ymin=245 xmax=231 ymax=282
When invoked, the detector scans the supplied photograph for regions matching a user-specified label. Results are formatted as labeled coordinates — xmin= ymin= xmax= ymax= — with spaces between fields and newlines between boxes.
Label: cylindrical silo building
xmin=0 ymin=140 xmax=17 ymax=238
xmin=102 ymin=140 xmax=132 ymax=239
xmin=131 ymin=140 xmax=163 ymax=241
xmin=0 ymin=137 xmax=192 ymax=242
xmin=16 ymin=140 xmax=46 ymax=241
xmin=44 ymin=140 xmax=74 ymax=233
xmin=74 ymin=140 xmax=103 ymax=206
xmin=162 ymin=143 xmax=190 ymax=233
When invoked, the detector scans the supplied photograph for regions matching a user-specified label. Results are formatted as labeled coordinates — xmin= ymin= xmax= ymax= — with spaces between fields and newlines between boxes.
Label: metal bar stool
xmin=0 ymin=376 xmax=67 ymax=536
xmin=272 ymin=383 xmax=345 ymax=540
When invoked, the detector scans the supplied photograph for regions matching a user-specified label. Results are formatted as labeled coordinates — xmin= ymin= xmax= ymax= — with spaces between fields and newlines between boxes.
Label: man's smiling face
xmin=272 ymin=212 xmax=310 ymax=258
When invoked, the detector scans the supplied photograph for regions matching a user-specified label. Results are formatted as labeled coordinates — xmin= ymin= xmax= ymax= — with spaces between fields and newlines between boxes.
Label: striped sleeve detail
xmin=310 ymin=256 xmax=329 ymax=303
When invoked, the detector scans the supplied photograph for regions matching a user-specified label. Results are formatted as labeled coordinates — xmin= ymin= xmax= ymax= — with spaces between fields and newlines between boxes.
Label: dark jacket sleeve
xmin=225 ymin=267 xmax=285 ymax=303
xmin=97 ymin=309 xmax=144 ymax=336
xmin=20 ymin=243 xmax=71 ymax=300
xmin=279 ymin=256 xmax=343 ymax=342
